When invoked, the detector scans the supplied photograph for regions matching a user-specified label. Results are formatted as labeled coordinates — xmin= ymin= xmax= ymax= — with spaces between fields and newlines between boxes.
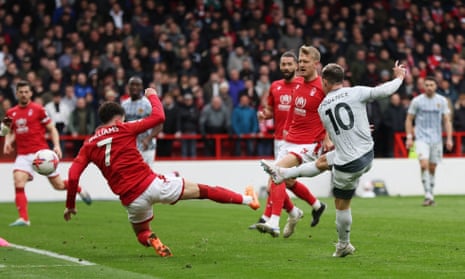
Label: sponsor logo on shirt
xmin=278 ymin=94 xmax=292 ymax=111
xmin=294 ymin=96 xmax=307 ymax=116
xmin=16 ymin=118 xmax=29 ymax=134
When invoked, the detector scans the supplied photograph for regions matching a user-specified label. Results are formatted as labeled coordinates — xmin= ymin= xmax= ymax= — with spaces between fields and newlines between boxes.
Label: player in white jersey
xmin=122 ymin=77 xmax=162 ymax=167
xmin=261 ymin=61 xmax=406 ymax=257
xmin=405 ymin=76 xmax=453 ymax=206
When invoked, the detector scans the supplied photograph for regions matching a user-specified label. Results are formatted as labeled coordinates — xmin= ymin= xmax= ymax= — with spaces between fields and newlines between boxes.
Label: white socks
xmin=268 ymin=215 xmax=280 ymax=228
xmin=421 ymin=170 xmax=432 ymax=199
xmin=281 ymin=162 xmax=322 ymax=179
xmin=312 ymin=200 xmax=322 ymax=211
xmin=288 ymin=206 xmax=300 ymax=218
xmin=242 ymin=195 xmax=252 ymax=205
xmin=336 ymin=209 xmax=352 ymax=244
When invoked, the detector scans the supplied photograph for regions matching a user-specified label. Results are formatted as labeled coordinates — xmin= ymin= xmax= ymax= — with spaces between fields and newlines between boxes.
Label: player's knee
xmin=284 ymin=178 xmax=297 ymax=188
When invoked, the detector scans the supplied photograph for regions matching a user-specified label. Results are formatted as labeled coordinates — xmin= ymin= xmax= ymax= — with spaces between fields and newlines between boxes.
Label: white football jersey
xmin=318 ymin=78 xmax=403 ymax=167
xmin=407 ymin=93 xmax=450 ymax=144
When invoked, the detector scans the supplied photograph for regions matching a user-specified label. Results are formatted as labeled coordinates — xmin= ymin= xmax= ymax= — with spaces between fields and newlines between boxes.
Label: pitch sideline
xmin=9 ymin=243 xmax=96 ymax=266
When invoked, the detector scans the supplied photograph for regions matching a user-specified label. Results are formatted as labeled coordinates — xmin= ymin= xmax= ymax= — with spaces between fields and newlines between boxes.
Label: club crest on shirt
xmin=28 ymin=109 xmax=33 ymax=116
xmin=310 ymin=87 xmax=316 ymax=96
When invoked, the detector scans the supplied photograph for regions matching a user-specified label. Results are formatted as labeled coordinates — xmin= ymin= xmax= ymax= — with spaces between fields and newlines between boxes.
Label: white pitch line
xmin=9 ymin=243 xmax=96 ymax=266
xmin=1 ymin=264 xmax=79 ymax=268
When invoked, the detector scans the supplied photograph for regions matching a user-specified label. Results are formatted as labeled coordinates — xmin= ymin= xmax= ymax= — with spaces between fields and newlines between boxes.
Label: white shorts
xmin=277 ymin=141 xmax=322 ymax=164
xmin=14 ymin=154 xmax=59 ymax=181
xmin=331 ymin=164 xmax=372 ymax=191
xmin=415 ymin=141 xmax=443 ymax=164
xmin=126 ymin=175 xmax=184 ymax=224
xmin=326 ymin=150 xmax=372 ymax=191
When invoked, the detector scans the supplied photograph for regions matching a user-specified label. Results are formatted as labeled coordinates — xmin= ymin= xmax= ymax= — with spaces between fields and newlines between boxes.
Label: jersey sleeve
xmin=267 ymin=82 xmax=277 ymax=108
xmin=66 ymin=148 xmax=91 ymax=209
xmin=359 ymin=78 xmax=403 ymax=103
xmin=124 ymin=95 xmax=165 ymax=135
xmin=441 ymin=97 xmax=451 ymax=115
xmin=39 ymin=105 xmax=52 ymax=125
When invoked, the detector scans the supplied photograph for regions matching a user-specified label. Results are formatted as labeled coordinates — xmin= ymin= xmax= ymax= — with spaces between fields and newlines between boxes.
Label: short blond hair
xmin=299 ymin=45 xmax=320 ymax=62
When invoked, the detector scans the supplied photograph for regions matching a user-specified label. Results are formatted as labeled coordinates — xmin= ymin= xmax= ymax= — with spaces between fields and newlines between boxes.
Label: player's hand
xmin=2 ymin=116 xmax=12 ymax=127
xmin=393 ymin=60 xmax=407 ymax=81
xmin=145 ymin=88 xmax=158 ymax=97
xmin=3 ymin=142 xmax=14 ymax=154
xmin=141 ymin=136 xmax=151 ymax=150
xmin=64 ymin=208 xmax=77 ymax=221
xmin=322 ymin=136 xmax=334 ymax=152
xmin=257 ymin=110 xmax=266 ymax=121
xmin=446 ymin=138 xmax=454 ymax=151
xmin=53 ymin=146 xmax=63 ymax=159
xmin=405 ymin=137 xmax=414 ymax=149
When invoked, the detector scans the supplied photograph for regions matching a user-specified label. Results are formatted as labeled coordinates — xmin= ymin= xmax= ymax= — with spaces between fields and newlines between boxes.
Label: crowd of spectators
xmin=1 ymin=0 xmax=465 ymax=158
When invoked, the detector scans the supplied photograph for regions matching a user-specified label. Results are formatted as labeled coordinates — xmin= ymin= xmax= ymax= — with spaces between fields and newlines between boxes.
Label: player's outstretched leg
xmin=192 ymin=183 xmax=260 ymax=210
xmin=260 ymin=160 xmax=285 ymax=184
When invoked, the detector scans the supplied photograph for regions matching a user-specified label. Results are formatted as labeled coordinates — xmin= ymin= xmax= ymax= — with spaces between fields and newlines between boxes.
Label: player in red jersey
xmin=257 ymin=45 xmax=330 ymax=237
xmin=248 ymin=51 xmax=303 ymax=236
xmin=64 ymin=88 xmax=260 ymax=257
xmin=3 ymin=80 xmax=91 ymax=227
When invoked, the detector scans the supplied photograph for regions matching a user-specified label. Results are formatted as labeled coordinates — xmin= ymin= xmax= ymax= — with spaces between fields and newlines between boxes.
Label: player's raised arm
xmin=65 ymin=155 xmax=90 ymax=220
xmin=367 ymin=61 xmax=406 ymax=100
xmin=392 ymin=60 xmax=407 ymax=81
xmin=127 ymin=88 xmax=165 ymax=135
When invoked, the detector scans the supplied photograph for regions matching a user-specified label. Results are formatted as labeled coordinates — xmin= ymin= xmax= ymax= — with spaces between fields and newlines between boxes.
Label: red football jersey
xmin=66 ymin=95 xmax=165 ymax=209
xmin=284 ymin=76 xmax=326 ymax=144
xmin=267 ymin=76 xmax=303 ymax=140
xmin=7 ymin=102 xmax=51 ymax=155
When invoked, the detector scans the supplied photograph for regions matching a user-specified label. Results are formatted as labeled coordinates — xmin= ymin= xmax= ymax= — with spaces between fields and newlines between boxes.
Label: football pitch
xmin=0 ymin=196 xmax=464 ymax=279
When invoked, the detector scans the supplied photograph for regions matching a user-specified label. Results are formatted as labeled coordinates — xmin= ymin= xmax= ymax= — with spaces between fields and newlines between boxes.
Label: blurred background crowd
xmin=1 ymin=0 xmax=465 ymax=158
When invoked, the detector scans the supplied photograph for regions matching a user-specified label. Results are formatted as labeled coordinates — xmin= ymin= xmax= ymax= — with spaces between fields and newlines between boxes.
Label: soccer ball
xmin=32 ymin=149 xmax=59 ymax=175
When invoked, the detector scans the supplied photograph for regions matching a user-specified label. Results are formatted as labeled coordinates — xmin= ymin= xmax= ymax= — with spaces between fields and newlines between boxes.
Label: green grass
xmin=0 ymin=196 xmax=464 ymax=279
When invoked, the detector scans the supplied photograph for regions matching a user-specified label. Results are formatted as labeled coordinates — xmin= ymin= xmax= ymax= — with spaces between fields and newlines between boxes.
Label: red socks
xmin=264 ymin=183 xmax=295 ymax=218
xmin=198 ymin=184 xmax=243 ymax=204
xmin=137 ymin=230 xmax=153 ymax=247
xmin=290 ymin=181 xmax=317 ymax=206
xmin=15 ymin=188 xmax=28 ymax=221
xmin=283 ymin=191 xmax=294 ymax=212
xmin=63 ymin=179 xmax=82 ymax=193
xmin=263 ymin=195 xmax=272 ymax=218
xmin=269 ymin=182 xmax=287 ymax=216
